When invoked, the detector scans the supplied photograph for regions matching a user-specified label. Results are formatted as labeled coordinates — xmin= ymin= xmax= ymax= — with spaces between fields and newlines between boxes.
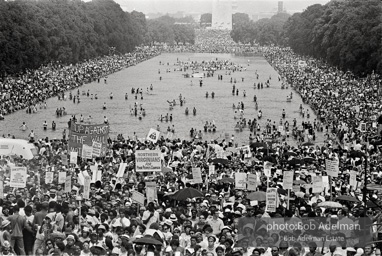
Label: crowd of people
xmin=0 ymin=33 xmax=381 ymax=256
xmin=0 ymin=47 xmax=160 ymax=117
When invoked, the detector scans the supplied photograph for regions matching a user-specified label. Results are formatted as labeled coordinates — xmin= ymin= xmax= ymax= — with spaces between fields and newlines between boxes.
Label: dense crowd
xmin=0 ymin=37 xmax=382 ymax=256
xmin=0 ymin=47 xmax=160 ymax=117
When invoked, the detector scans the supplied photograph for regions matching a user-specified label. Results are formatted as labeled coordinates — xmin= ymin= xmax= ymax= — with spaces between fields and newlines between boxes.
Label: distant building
xmin=278 ymin=1 xmax=284 ymax=13
xmin=211 ymin=0 xmax=232 ymax=30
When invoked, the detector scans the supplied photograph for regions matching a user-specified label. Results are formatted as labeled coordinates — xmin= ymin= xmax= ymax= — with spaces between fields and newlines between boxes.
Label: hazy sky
xmin=114 ymin=0 xmax=331 ymax=14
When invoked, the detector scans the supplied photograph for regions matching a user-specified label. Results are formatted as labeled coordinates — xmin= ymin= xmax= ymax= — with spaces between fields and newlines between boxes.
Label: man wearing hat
xmin=64 ymin=234 xmax=80 ymax=256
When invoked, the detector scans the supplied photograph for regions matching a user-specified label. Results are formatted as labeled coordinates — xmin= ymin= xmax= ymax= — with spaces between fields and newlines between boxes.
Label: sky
xmin=113 ymin=0 xmax=331 ymax=15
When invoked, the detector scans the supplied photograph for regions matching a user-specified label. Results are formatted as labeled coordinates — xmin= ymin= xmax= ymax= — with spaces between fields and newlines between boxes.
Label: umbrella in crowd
xmin=134 ymin=235 xmax=163 ymax=246
xmin=170 ymin=187 xmax=204 ymax=201
xmin=317 ymin=201 xmax=343 ymax=208
xmin=250 ymin=142 xmax=267 ymax=149
xmin=247 ymin=191 xmax=266 ymax=201
xmin=301 ymin=141 xmax=314 ymax=147
xmin=288 ymin=158 xmax=302 ymax=165
xmin=218 ymin=177 xmax=235 ymax=184
xmin=211 ymin=158 xmax=229 ymax=165
xmin=335 ymin=195 xmax=360 ymax=202
xmin=285 ymin=151 xmax=298 ymax=157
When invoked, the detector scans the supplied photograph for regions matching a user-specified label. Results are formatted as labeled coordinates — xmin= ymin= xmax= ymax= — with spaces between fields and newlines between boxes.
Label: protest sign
xmin=349 ymin=171 xmax=357 ymax=188
xmin=146 ymin=182 xmax=157 ymax=203
xmin=312 ymin=176 xmax=323 ymax=193
xmin=208 ymin=165 xmax=215 ymax=176
xmin=247 ymin=173 xmax=258 ymax=191
xmin=61 ymin=154 xmax=68 ymax=166
xmin=45 ymin=172 xmax=54 ymax=184
xmin=266 ymin=188 xmax=277 ymax=212
xmin=58 ymin=172 xmax=66 ymax=184
xmin=135 ymin=150 xmax=161 ymax=172
xmin=117 ymin=163 xmax=127 ymax=178
xmin=283 ymin=171 xmax=294 ymax=190
xmin=131 ymin=191 xmax=145 ymax=205
xmin=82 ymin=145 xmax=93 ymax=159
xmin=325 ymin=159 xmax=339 ymax=177
xmin=83 ymin=175 xmax=91 ymax=199
xmin=68 ymin=123 xmax=109 ymax=156
xmin=92 ymin=141 xmax=102 ymax=157
xmin=10 ymin=167 xmax=27 ymax=188
xmin=65 ymin=175 xmax=72 ymax=193
xmin=147 ymin=128 xmax=160 ymax=143
xmin=192 ymin=168 xmax=203 ymax=184
xmin=235 ymin=173 xmax=247 ymax=190
xmin=70 ymin=152 xmax=78 ymax=164
xmin=0 ymin=180 xmax=3 ymax=199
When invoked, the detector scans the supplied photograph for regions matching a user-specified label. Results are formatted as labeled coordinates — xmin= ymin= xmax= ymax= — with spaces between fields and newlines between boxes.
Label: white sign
xmin=208 ymin=165 xmax=215 ymax=176
xmin=283 ymin=171 xmax=294 ymax=190
xmin=360 ymin=122 xmax=366 ymax=132
xmin=117 ymin=163 xmax=127 ymax=178
xmin=0 ymin=180 xmax=3 ymax=199
xmin=266 ymin=188 xmax=277 ymax=212
xmin=45 ymin=172 xmax=54 ymax=184
xmin=312 ymin=176 xmax=323 ymax=193
xmin=92 ymin=142 xmax=102 ymax=157
xmin=135 ymin=150 xmax=161 ymax=172
xmin=235 ymin=173 xmax=247 ymax=190
xmin=192 ymin=168 xmax=203 ymax=184
xmin=325 ymin=159 xmax=339 ymax=177
xmin=146 ymin=182 xmax=157 ymax=203
xmin=82 ymin=145 xmax=93 ymax=159
xmin=70 ymin=152 xmax=78 ymax=164
xmin=10 ymin=167 xmax=27 ymax=188
xmin=83 ymin=175 xmax=91 ymax=199
xmin=349 ymin=171 xmax=357 ymax=189
xmin=131 ymin=191 xmax=145 ymax=205
xmin=58 ymin=172 xmax=66 ymax=184
xmin=147 ymin=128 xmax=160 ymax=143
xmin=247 ymin=173 xmax=258 ymax=191
xmin=65 ymin=175 xmax=72 ymax=193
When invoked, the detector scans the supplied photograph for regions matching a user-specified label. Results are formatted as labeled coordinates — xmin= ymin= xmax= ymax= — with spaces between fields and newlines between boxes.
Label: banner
xmin=147 ymin=128 xmax=160 ymax=143
xmin=82 ymin=145 xmax=93 ymax=159
xmin=235 ymin=173 xmax=247 ymax=189
xmin=65 ymin=175 xmax=72 ymax=193
xmin=70 ymin=152 xmax=78 ymax=164
xmin=283 ymin=171 xmax=294 ymax=190
xmin=135 ymin=150 xmax=161 ymax=172
xmin=83 ymin=175 xmax=91 ymax=199
xmin=58 ymin=172 xmax=66 ymax=184
xmin=266 ymin=188 xmax=277 ymax=212
xmin=92 ymin=142 xmax=102 ymax=157
xmin=349 ymin=171 xmax=357 ymax=189
xmin=192 ymin=168 xmax=203 ymax=184
xmin=325 ymin=159 xmax=339 ymax=177
xmin=312 ymin=176 xmax=323 ymax=193
xmin=247 ymin=173 xmax=258 ymax=191
xmin=68 ymin=123 xmax=109 ymax=156
xmin=10 ymin=167 xmax=27 ymax=188
xmin=131 ymin=191 xmax=145 ymax=205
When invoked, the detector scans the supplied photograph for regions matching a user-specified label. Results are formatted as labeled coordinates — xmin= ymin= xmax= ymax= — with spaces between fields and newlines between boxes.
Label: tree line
xmin=228 ymin=0 xmax=382 ymax=75
xmin=0 ymin=0 xmax=195 ymax=75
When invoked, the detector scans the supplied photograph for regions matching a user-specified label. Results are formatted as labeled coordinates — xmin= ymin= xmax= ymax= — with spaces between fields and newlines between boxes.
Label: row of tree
xmin=229 ymin=0 xmax=382 ymax=75
xmin=0 ymin=0 xmax=195 ymax=75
